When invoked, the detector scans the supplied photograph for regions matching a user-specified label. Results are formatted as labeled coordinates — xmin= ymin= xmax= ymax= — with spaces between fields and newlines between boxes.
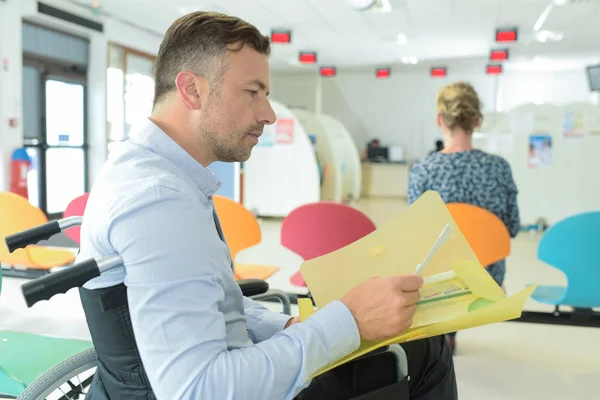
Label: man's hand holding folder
xmin=341 ymin=274 xmax=424 ymax=342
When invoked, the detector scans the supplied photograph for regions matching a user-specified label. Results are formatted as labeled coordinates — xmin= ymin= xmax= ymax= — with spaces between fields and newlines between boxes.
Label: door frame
xmin=23 ymin=55 xmax=89 ymax=218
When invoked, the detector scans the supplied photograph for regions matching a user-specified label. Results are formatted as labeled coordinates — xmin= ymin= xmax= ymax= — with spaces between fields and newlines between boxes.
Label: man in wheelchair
xmin=76 ymin=11 xmax=458 ymax=400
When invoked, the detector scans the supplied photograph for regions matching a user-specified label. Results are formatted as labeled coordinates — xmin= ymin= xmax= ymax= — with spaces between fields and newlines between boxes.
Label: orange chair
xmin=446 ymin=203 xmax=510 ymax=267
xmin=212 ymin=195 xmax=279 ymax=280
xmin=0 ymin=192 xmax=75 ymax=271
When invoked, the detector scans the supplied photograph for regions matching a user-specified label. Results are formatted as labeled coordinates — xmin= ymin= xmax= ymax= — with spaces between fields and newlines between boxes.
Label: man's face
xmin=200 ymin=45 xmax=276 ymax=163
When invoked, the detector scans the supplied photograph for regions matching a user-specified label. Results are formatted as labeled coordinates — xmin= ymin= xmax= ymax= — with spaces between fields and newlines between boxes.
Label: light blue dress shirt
xmin=76 ymin=119 xmax=360 ymax=400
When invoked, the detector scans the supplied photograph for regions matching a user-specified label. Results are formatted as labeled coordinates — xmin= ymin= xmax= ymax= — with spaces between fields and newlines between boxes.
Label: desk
xmin=361 ymin=162 xmax=410 ymax=198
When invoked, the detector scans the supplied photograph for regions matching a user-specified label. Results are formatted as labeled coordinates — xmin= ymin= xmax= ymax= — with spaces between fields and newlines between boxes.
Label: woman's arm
xmin=502 ymin=161 xmax=521 ymax=238
xmin=407 ymin=162 xmax=428 ymax=205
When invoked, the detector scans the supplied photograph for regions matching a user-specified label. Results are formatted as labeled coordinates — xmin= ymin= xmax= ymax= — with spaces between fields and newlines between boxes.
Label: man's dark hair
xmin=153 ymin=11 xmax=271 ymax=107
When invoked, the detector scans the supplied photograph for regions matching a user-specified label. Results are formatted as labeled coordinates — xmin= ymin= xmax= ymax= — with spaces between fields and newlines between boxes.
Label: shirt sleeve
xmin=108 ymin=185 xmax=360 ymax=400
xmin=243 ymin=296 xmax=291 ymax=343
xmin=408 ymin=162 xmax=427 ymax=205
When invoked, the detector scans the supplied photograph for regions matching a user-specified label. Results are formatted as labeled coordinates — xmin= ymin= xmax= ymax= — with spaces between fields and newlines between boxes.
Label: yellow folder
xmin=298 ymin=190 xmax=536 ymax=378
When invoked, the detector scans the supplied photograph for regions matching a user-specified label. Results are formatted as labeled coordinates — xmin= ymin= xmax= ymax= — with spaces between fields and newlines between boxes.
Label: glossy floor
xmin=1 ymin=197 xmax=598 ymax=399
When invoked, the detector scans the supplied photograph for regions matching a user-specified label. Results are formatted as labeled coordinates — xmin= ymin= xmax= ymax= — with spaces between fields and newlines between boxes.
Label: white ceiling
xmin=69 ymin=0 xmax=600 ymax=71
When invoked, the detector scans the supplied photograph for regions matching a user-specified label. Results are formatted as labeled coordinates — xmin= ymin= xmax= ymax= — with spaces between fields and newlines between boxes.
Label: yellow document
xmin=298 ymin=190 xmax=536 ymax=378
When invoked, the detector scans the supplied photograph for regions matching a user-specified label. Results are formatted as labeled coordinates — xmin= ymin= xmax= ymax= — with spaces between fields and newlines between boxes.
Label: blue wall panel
xmin=209 ymin=161 xmax=237 ymax=200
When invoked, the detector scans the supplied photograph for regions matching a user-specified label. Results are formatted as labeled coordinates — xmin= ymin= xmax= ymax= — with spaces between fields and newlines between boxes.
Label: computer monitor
xmin=368 ymin=146 xmax=389 ymax=162
xmin=586 ymin=65 xmax=600 ymax=91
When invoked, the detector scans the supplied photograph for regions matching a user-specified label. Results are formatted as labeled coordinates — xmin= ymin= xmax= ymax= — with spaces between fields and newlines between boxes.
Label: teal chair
xmin=531 ymin=211 xmax=600 ymax=309
xmin=0 ymin=258 xmax=93 ymax=398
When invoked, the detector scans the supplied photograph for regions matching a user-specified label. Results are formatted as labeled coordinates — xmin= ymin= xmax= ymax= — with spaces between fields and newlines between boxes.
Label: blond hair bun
xmin=437 ymin=82 xmax=483 ymax=134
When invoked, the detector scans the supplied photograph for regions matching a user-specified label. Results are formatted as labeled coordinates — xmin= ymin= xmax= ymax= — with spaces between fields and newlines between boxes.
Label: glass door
xmin=23 ymin=59 xmax=88 ymax=217
xmin=43 ymin=77 xmax=87 ymax=217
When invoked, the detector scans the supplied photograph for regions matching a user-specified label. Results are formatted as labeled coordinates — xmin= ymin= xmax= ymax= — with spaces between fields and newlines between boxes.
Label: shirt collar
xmin=129 ymin=119 xmax=222 ymax=197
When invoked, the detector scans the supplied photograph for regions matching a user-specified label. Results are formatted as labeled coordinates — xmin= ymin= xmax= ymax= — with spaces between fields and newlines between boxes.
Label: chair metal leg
xmin=250 ymin=289 xmax=292 ymax=315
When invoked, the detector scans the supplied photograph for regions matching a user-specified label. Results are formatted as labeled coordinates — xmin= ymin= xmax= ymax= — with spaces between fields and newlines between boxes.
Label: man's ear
xmin=175 ymin=71 xmax=208 ymax=110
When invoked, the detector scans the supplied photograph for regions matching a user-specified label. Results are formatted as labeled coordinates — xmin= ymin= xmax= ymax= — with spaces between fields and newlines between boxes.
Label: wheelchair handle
xmin=4 ymin=216 xmax=83 ymax=252
xmin=21 ymin=254 xmax=123 ymax=308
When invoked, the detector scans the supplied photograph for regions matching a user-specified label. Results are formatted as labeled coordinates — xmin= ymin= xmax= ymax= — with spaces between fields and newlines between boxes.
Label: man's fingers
xmin=403 ymin=291 xmax=421 ymax=306
xmin=403 ymin=304 xmax=416 ymax=319
xmin=402 ymin=274 xmax=424 ymax=290
xmin=391 ymin=274 xmax=424 ymax=291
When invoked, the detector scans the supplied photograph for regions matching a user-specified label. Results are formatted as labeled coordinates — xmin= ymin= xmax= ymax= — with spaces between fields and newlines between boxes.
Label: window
xmin=106 ymin=43 xmax=156 ymax=156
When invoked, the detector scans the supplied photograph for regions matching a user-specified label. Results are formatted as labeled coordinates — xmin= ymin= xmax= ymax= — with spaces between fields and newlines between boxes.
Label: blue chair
xmin=531 ymin=211 xmax=600 ymax=309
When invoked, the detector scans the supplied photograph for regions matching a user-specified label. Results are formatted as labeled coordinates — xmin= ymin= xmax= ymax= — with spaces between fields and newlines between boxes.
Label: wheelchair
xmin=3 ymin=217 xmax=409 ymax=400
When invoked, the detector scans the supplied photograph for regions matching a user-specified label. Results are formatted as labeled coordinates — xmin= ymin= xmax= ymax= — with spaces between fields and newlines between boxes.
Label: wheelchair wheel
xmin=17 ymin=348 xmax=97 ymax=400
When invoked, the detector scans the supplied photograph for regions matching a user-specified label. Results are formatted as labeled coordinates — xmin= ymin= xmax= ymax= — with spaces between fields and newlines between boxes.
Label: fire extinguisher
xmin=10 ymin=147 xmax=32 ymax=199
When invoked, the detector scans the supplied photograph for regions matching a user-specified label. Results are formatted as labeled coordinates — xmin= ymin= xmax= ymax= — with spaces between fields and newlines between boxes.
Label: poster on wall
xmin=275 ymin=118 xmax=295 ymax=145
xmin=528 ymin=134 xmax=552 ymax=168
xmin=562 ymin=110 xmax=585 ymax=139
xmin=256 ymin=118 xmax=295 ymax=147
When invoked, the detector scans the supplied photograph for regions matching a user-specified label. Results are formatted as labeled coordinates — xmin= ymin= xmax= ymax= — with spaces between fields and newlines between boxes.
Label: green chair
xmin=0 ymin=261 xmax=93 ymax=398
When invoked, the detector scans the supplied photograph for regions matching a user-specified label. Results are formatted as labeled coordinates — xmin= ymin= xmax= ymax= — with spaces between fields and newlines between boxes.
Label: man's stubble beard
xmin=200 ymin=117 xmax=254 ymax=164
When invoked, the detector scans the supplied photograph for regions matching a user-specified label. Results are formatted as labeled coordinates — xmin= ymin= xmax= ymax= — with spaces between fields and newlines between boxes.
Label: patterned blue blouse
xmin=407 ymin=149 xmax=520 ymax=286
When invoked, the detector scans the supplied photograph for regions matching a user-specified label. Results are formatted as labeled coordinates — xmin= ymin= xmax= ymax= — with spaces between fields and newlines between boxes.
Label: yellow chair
xmin=212 ymin=195 xmax=279 ymax=280
xmin=0 ymin=192 xmax=75 ymax=270
xmin=446 ymin=202 xmax=510 ymax=267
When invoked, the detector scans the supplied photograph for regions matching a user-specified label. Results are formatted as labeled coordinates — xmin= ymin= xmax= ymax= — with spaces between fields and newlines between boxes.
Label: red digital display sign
xmin=376 ymin=68 xmax=390 ymax=78
xmin=490 ymin=49 xmax=509 ymax=61
xmin=486 ymin=64 xmax=503 ymax=75
xmin=495 ymin=28 xmax=517 ymax=43
xmin=431 ymin=67 xmax=447 ymax=78
xmin=271 ymin=30 xmax=291 ymax=43
xmin=299 ymin=52 xmax=317 ymax=64
xmin=320 ymin=67 xmax=336 ymax=77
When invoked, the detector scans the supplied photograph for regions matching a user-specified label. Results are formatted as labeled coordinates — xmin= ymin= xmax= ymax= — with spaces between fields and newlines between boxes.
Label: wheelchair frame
xmin=4 ymin=218 xmax=291 ymax=399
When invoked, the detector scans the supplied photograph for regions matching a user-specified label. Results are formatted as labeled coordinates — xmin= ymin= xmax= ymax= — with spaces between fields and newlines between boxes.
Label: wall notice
xmin=562 ymin=110 xmax=585 ymax=139
xmin=528 ymin=134 xmax=552 ymax=168
xmin=275 ymin=118 xmax=294 ymax=145
xmin=257 ymin=118 xmax=295 ymax=147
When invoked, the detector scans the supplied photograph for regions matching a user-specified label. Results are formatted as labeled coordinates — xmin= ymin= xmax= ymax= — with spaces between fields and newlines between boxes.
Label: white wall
xmin=271 ymin=63 xmax=598 ymax=161
xmin=0 ymin=0 xmax=162 ymax=192
xmin=272 ymin=67 xmax=498 ymax=161
xmin=496 ymin=69 xmax=596 ymax=113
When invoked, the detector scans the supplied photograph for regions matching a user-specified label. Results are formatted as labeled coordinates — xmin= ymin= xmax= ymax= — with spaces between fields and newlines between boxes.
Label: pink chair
xmin=62 ymin=192 xmax=90 ymax=244
xmin=281 ymin=202 xmax=376 ymax=287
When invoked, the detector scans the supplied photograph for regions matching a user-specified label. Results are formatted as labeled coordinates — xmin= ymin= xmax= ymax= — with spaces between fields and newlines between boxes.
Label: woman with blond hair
xmin=408 ymin=82 xmax=520 ymax=354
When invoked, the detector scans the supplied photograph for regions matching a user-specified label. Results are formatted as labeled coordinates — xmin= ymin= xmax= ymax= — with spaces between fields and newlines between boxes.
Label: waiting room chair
xmin=446 ymin=203 xmax=511 ymax=267
xmin=62 ymin=192 xmax=90 ymax=244
xmin=0 ymin=192 xmax=75 ymax=274
xmin=212 ymin=195 xmax=280 ymax=281
xmin=212 ymin=196 xmax=290 ymax=314
xmin=531 ymin=211 xmax=600 ymax=309
xmin=281 ymin=201 xmax=376 ymax=287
